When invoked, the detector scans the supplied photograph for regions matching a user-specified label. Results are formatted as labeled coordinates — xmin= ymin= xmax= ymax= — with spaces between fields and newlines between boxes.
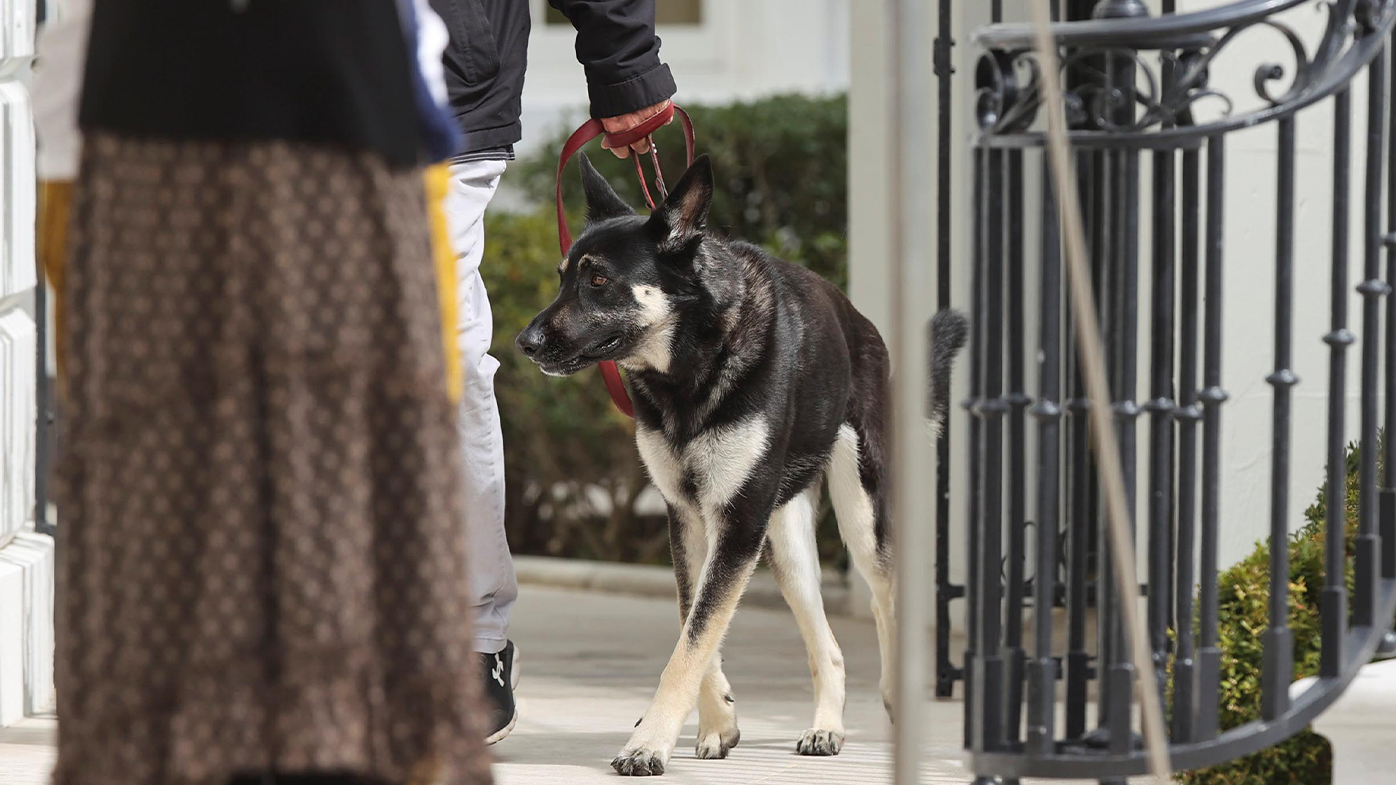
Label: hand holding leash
xmin=600 ymin=100 xmax=674 ymax=157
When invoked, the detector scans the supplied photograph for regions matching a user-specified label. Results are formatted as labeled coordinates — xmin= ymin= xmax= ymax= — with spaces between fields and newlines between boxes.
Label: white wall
xmin=516 ymin=0 xmax=849 ymax=156
xmin=1175 ymin=0 xmax=1371 ymax=569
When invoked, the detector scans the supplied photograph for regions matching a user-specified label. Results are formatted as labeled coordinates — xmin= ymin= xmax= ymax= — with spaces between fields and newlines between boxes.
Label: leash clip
xmin=632 ymin=135 xmax=670 ymax=210
xmin=648 ymin=138 xmax=668 ymax=201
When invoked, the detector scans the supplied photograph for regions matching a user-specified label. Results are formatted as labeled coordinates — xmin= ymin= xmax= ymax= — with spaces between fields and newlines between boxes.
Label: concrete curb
xmin=513 ymin=555 xmax=853 ymax=616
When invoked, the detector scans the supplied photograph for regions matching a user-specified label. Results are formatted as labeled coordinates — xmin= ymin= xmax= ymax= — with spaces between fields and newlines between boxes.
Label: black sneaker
xmin=480 ymin=641 xmax=520 ymax=745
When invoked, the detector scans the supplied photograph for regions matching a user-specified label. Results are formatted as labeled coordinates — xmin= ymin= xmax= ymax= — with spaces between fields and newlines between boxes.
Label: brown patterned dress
xmin=55 ymin=134 xmax=492 ymax=785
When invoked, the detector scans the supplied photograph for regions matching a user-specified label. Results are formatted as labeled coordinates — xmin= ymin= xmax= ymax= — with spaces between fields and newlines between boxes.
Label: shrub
xmin=485 ymin=209 xmax=668 ymax=562
xmin=487 ymin=93 xmax=850 ymax=564
xmin=512 ymin=92 xmax=849 ymax=290
xmin=1176 ymin=439 xmax=1394 ymax=784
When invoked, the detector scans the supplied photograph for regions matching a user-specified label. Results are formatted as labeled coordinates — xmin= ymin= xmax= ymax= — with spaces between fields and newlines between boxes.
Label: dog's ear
xmin=649 ymin=154 xmax=713 ymax=251
xmin=579 ymin=152 xmax=633 ymax=223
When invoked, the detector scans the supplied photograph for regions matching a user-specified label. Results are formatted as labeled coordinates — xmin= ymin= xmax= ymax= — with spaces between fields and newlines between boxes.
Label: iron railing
xmin=936 ymin=0 xmax=1122 ymax=703
xmin=961 ymin=0 xmax=1396 ymax=780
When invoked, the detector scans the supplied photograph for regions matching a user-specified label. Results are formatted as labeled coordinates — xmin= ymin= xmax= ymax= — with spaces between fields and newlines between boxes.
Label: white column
xmin=846 ymin=0 xmax=889 ymax=622
xmin=0 ymin=0 xmax=53 ymax=727
xmin=847 ymin=0 xmax=995 ymax=643
xmin=1 ymin=0 xmax=38 ymax=547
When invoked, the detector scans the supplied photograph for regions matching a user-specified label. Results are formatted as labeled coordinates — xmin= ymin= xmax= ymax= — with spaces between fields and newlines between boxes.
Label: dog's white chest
xmin=636 ymin=417 xmax=771 ymax=516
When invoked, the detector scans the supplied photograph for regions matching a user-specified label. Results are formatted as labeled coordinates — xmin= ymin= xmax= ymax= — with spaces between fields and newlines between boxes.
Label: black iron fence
xmin=956 ymin=0 xmax=1396 ymax=780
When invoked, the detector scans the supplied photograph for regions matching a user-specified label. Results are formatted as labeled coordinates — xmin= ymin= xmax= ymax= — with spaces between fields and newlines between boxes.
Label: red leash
xmin=554 ymin=102 xmax=695 ymax=419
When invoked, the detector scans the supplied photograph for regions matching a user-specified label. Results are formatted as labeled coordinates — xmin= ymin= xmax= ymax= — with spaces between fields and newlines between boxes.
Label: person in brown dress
xmin=53 ymin=3 xmax=491 ymax=785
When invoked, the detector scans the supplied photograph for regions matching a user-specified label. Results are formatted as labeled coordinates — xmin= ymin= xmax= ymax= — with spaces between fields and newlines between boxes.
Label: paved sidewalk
xmin=0 ymin=716 xmax=54 ymax=785
xmin=495 ymin=586 xmax=973 ymax=784
xmin=1 ymin=585 xmax=1091 ymax=785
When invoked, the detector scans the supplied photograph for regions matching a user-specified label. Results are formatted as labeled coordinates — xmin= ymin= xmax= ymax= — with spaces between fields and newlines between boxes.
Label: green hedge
xmin=512 ymin=92 xmax=849 ymax=289
xmin=483 ymin=209 xmax=665 ymax=561
xmin=488 ymin=93 xmax=849 ymax=563
xmin=1176 ymin=438 xmax=1395 ymax=784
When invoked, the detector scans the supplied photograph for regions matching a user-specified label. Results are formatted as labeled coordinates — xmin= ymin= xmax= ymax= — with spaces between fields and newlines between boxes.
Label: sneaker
xmin=480 ymin=641 xmax=520 ymax=745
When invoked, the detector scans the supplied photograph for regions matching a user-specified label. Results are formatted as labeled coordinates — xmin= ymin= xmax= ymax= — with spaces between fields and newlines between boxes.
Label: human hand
xmin=600 ymin=100 xmax=672 ymax=158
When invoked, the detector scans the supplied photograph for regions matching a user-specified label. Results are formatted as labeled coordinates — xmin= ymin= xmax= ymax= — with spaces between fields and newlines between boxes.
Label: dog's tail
xmin=928 ymin=309 xmax=969 ymax=428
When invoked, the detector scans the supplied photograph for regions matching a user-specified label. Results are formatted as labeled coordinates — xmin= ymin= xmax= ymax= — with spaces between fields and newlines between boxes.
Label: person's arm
xmin=548 ymin=0 xmax=676 ymax=157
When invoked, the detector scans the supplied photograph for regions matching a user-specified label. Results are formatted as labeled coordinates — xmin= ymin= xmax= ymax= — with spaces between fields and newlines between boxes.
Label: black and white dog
xmin=517 ymin=154 xmax=967 ymax=776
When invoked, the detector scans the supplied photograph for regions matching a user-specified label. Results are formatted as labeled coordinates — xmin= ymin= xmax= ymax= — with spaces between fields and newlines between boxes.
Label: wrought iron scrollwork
xmin=976 ymin=49 xmax=1043 ymax=134
xmin=973 ymin=0 xmax=1396 ymax=145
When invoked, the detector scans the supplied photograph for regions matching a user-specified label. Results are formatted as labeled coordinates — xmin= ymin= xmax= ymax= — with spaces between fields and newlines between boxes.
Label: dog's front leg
xmin=612 ymin=519 xmax=766 ymax=776
xmin=669 ymin=505 xmax=742 ymax=760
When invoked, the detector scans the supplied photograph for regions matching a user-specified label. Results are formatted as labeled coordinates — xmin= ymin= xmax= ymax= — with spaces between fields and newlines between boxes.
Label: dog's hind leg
xmin=828 ymin=423 xmax=897 ymax=721
xmin=668 ymin=504 xmax=741 ymax=760
xmin=768 ymin=486 xmax=847 ymax=755
xmin=694 ymin=655 xmax=740 ymax=759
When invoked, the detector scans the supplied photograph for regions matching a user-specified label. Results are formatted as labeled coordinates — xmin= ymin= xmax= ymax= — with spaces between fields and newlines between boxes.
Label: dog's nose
xmin=517 ymin=323 xmax=546 ymax=357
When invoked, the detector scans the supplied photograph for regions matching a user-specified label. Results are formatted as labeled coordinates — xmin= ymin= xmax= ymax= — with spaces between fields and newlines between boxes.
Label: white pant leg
xmin=443 ymin=158 xmax=514 ymax=654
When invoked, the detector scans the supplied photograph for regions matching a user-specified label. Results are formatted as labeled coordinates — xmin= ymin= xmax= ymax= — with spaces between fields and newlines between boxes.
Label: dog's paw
xmin=695 ymin=726 xmax=741 ymax=760
xmin=611 ymin=747 xmax=669 ymax=776
xmin=795 ymin=729 xmax=845 ymax=757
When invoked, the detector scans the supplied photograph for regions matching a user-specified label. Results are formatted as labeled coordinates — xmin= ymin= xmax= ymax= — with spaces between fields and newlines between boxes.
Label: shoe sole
xmin=485 ymin=645 xmax=522 ymax=746
xmin=485 ymin=709 xmax=517 ymax=746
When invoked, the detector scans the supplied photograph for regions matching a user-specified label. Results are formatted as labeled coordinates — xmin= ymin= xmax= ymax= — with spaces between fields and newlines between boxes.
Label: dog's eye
xmin=590 ymin=274 xmax=609 ymax=288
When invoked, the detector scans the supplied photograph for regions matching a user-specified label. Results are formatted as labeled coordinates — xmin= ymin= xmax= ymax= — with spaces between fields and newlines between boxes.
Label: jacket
xmin=80 ymin=0 xmax=424 ymax=166
xmin=429 ymin=0 xmax=676 ymax=153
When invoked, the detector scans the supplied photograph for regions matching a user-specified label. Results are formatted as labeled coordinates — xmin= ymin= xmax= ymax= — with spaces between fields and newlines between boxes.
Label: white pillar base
xmin=0 ymin=531 xmax=56 ymax=726
xmin=1292 ymin=657 xmax=1396 ymax=785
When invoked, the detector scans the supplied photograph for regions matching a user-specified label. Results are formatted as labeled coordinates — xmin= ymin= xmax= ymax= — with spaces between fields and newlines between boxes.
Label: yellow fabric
xmin=38 ymin=180 xmax=72 ymax=386
xmin=424 ymin=164 xmax=463 ymax=404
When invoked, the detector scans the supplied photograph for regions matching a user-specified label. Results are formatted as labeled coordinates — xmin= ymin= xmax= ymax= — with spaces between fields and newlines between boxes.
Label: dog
xmin=517 ymin=153 xmax=967 ymax=776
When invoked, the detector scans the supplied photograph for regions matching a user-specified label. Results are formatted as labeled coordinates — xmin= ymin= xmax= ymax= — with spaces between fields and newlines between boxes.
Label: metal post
xmin=1197 ymin=134 xmax=1227 ymax=742
xmin=965 ymin=149 xmax=986 ymax=750
xmin=1173 ymin=144 xmax=1202 ymax=742
xmin=1356 ymin=47 xmax=1388 ymax=629
xmin=887 ymin=0 xmax=934 ymax=782
xmin=933 ymin=0 xmax=961 ymax=700
xmin=1004 ymin=148 xmax=1030 ymax=750
xmin=1384 ymin=23 xmax=1396 ymax=583
xmin=978 ymin=147 xmax=1008 ymax=755
xmin=34 ymin=270 xmax=52 ymax=538
xmin=1262 ymin=115 xmax=1298 ymax=722
xmin=1323 ymin=88 xmax=1353 ymax=680
xmin=1064 ymin=151 xmax=1094 ymax=743
xmin=1026 ymin=153 xmax=1063 ymax=756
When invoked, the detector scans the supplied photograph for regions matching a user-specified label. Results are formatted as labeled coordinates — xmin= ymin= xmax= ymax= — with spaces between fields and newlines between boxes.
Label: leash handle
xmin=555 ymin=103 xmax=695 ymax=255
xmin=554 ymin=103 xmax=695 ymax=419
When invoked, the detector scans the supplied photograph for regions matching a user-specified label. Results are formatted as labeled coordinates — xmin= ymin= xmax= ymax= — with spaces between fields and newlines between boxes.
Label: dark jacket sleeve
xmin=547 ymin=0 xmax=676 ymax=118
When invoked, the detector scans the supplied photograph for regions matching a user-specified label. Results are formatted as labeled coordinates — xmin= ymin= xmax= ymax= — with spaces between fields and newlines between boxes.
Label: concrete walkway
xmin=0 ymin=716 xmax=53 ymax=785
xmin=1 ymin=586 xmax=1092 ymax=785
xmin=495 ymin=586 xmax=973 ymax=785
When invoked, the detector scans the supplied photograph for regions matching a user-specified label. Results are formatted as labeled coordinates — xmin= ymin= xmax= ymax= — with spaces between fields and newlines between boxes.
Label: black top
xmin=80 ymin=0 xmax=425 ymax=166
xmin=430 ymin=0 xmax=676 ymax=153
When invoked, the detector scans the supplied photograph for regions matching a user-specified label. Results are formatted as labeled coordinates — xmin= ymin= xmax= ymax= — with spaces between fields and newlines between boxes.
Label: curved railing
xmin=974 ymin=0 xmax=1396 ymax=146
xmin=962 ymin=0 xmax=1396 ymax=780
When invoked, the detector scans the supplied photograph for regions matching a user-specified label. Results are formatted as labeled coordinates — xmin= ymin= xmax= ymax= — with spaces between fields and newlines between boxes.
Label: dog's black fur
xmin=519 ymin=153 xmax=967 ymax=775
